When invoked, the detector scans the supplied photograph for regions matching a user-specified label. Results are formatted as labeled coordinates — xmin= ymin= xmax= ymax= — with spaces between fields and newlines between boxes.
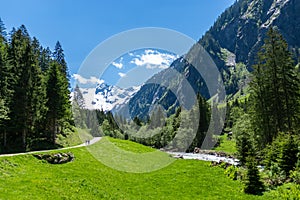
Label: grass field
xmin=56 ymin=128 xmax=93 ymax=147
xmin=213 ymin=134 xmax=237 ymax=154
xmin=0 ymin=137 xmax=278 ymax=199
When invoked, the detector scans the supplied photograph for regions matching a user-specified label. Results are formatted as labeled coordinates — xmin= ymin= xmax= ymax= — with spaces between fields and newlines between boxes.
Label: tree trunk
xmin=52 ymin=118 xmax=56 ymax=144
xmin=22 ymin=129 xmax=26 ymax=149
xmin=3 ymin=130 xmax=6 ymax=147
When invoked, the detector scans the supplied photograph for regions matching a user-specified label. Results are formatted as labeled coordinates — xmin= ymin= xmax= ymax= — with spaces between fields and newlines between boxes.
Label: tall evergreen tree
xmin=0 ymin=18 xmax=7 ymax=40
xmin=8 ymin=26 xmax=46 ymax=148
xmin=250 ymin=27 xmax=300 ymax=146
xmin=29 ymin=37 xmax=48 ymax=141
xmin=45 ymin=61 xmax=71 ymax=144
xmin=194 ymin=93 xmax=210 ymax=149
xmin=72 ymin=85 xmax=87 ymax=129
xmin=53 ymin=41 xmax=68 ymax=76
xmin=0 ymin=19 xmax=10 ymax=148
xmin=244 ymin=156 xmax=265 ymax=195
xmin=39 ymin=47 xmax=52 ymax=72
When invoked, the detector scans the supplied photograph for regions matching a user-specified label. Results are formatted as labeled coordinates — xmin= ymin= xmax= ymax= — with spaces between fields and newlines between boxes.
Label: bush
xmin=264 ymin=162 xmax=287 ymax=188
xmin=267 ymin=183 xmax=300 ymax=199
xmin=290 ymin=169 xmax=300 ymax=184
xmin=237 ymin=167 xmax=247 ymax=181
xmin=224 ymin=165 xmax=238 ymax=180
xmin=264 ymin=133 xmax=299 ymax=175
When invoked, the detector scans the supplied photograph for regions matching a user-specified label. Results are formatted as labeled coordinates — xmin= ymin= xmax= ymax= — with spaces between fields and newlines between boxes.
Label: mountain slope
xmin=200 ymin=0 xmax=300 ymax=71
xmin=128 ymin=0 xmax=300 ymax=119
xmin=73 ymin=83 xmax=140 ymax=111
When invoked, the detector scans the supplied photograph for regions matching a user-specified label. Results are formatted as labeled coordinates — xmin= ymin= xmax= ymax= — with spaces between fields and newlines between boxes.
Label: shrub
xmin=290 ymin=169 xmax=300 ymax=184
xmin=237 ymin=167 xmax=247 ymax=181
xmin=264 ymin=162 xmax=287 ymax=188
xmin=224 ymin=165 xmax=238 ymax=180
xmin=264 ymin=133 xmax=299 ymax=175
xmin=268 ymin=183 xmax=300 ymax=199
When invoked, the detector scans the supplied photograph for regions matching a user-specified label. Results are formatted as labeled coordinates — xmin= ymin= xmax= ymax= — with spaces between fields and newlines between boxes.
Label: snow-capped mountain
xmin=75 ymin=83 xmax=140 ymax=111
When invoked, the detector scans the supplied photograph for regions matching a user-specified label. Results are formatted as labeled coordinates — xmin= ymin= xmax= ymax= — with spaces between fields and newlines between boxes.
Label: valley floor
xmin=0 ymin=137 xmax=281 ymax=199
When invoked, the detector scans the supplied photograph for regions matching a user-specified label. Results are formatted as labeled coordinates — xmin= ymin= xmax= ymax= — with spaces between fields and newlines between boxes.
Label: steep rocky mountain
xmin=200 ymin=0 xmax=299 ymax=72
xmin=72 ymin=83 xmax=140 ymax=111
xmin=128 ymin=0 xmax=300 ymax=119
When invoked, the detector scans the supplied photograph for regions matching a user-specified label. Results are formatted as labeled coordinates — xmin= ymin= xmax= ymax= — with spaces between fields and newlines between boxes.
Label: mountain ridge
xmin=73 ymin=83 xmax=140 ymax=111
xmin=127 ymin=0 xmax=300 ymax=119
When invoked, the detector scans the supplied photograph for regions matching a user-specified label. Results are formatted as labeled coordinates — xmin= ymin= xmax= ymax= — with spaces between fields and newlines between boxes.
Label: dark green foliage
xmin=0 ymin=19 xmax=10 ymax=145
xmin=0 ymin=20 xmax=72 ymax=152
xmin=278 ymin=134 xmax=298 ymax=176
xmin=53 ymin=41 xmax=67 ymax=76
xmin=244 ymin=156 xmax=265 ymax=195
xmin=290 ymin=168 xmax=300 ymax=184
xmin=264 ymin=133 xmax=299 ymax=176
xmin=39 ymin=47 xmax=52 ymax=72
xmin=45 ymin=61 xmax=71 ymax=144
xmin=118 ymin=93 xmax=210 ymax=152
xmin=7 ymin=26 xmax=47 ymax=148
xmin=0 ymin=100 xmax=9 ymax=124
xmin=236 ymin=131 xmax=253 ymax=166
xmin=190 ymin=94 xmax=210 ymax=150
xmin=250 ymin=27 xmax=300 ymax=146
xmin=133 ymin=116 xmax=142 ymax=127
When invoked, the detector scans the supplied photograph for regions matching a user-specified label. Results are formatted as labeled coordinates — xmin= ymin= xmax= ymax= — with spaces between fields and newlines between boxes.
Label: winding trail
xmin=0 ymin=137 xmax=102 ymax=158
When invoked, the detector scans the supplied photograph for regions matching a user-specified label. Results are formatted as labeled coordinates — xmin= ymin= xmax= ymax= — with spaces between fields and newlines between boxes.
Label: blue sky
xmin=0 ymin=0 xmax=235 ymax=86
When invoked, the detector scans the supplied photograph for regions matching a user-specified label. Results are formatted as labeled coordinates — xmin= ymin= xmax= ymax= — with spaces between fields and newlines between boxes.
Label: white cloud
xmin=72 ymin=74 xmax=104 ymax=85
xmin=118 ymin=72 xmax=126 ymax=77
xmin=112 ymin=62 xmax=123 ymax=69
xmin=130 ymin=49 xmax=178 ymax=69
xmin=111 ymin=57 xmax=124 ymax=69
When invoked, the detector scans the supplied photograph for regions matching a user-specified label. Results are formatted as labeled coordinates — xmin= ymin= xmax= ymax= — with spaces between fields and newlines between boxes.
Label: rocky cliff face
xmin=200 ymin=0 xmax=300 ymax=71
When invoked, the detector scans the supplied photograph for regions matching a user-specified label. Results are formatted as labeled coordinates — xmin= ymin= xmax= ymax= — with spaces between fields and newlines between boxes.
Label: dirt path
xmin=0 ymin=137 xmax=102 ymax=157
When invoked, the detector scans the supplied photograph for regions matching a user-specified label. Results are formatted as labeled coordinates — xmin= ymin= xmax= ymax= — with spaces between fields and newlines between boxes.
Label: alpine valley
xmin=86 ymin=0 xmax=300 ymax=119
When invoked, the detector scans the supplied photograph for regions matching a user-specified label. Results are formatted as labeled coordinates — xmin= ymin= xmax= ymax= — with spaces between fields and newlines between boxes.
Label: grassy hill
xmin=0 ymin=137 xmax=278 ymax=199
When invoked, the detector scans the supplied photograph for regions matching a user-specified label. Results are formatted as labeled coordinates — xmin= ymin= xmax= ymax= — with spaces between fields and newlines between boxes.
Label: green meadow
xmin=0 ymin=137 xmax=278 ymax=200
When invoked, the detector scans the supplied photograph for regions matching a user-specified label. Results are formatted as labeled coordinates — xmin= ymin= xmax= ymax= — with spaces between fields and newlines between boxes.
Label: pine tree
xmin=278 ymin=134 xmax=298 ymax=176
xmin=53 ymin=41 xmax=67 ymax=76
xmin=236 ymin=131 xmax=253 ymax=166
xmin=0 ymin=18 xmax=7 ymax=40
xmin=45 ymin=61 xmax=71 ymax=144
xmin=7 ymin=25 xmax=46 ymax=148
xmin=250 ymin=27 xmax=300 ymax=146
xmin=29 ymin=37 xmax=48 ymax=141
xmin=72 ymin=84 xmax=87 ymax=129
xmin=195 ymin=93 xmax=210 ymax=149
xmin=0 ymin=19 xmax=10 ymax=148
xmin=40 ymin=47 xmax=52 ymax=72
xmin=244 ymin=156 xmax=264 ymax=195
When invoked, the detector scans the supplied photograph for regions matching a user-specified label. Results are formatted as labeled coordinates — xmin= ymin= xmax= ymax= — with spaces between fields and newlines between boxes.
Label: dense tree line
xmin=250 ymin=27 xmax=300 ymax=146
xmin=0 ymin=19 xmax=72 ymax=152
xmin=228 ymin=27 xmax=300 ymax=195
xmin=98 ymin=93 xmax=211 ymax=152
